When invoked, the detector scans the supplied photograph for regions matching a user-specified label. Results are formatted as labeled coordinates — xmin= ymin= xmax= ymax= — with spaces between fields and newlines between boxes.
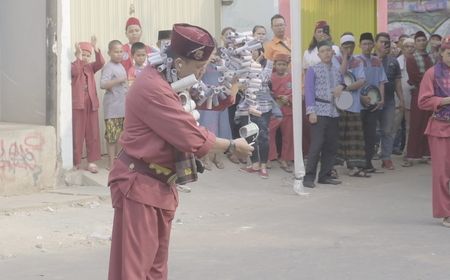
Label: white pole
xmin=290 ymin=0 xmax=309 ymax=196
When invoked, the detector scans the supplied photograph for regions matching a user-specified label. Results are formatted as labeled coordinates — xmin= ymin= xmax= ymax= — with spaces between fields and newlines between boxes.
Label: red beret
xmin=170 ymin=23 xmax=215 ymax=61
xmin=126 ymin=17 xmax=141 ymax=30
xmin=79 ymin=42 xmax=92 ymax=53
xmin=315 ymin=20 xmax=329 ymax=31
xmin=273 ymin=52 xmax=290 ymax=62
xmin=441 ymin=36 xmax=450 ymax=50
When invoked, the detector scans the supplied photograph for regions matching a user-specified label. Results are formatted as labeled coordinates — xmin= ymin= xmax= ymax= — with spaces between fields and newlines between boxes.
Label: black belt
xmin=117 ymin=150 xmax=177 ymax=185
xmin=315 ymin=97 xmax=331 ymax=104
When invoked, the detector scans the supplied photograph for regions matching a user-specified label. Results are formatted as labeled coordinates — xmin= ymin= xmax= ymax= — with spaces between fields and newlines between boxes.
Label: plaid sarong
xmin=336 ymin=111 xmax=366 ymax=169
xmin=174 ymin=151 xmax=198 ymax=185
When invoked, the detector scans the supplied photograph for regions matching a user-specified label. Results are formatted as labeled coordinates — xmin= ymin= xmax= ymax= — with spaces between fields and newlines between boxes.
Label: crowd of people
xmin=70 ymin=13 xmax=450 ymax=279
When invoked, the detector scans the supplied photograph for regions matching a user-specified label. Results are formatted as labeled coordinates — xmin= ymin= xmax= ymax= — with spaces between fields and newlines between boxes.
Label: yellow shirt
xmin=264 ymin=37 xmax=291 ymax=60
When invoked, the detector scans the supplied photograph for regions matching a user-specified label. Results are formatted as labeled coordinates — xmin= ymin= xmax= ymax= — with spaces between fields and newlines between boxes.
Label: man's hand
xmin=361 ymin=95 xmax=371 ymax=108
xmin=333 ymin=85 xmax=344 ymax=98
xmin=233 ymin=138 xmax=254 ymax=159
xmin=371 ymin=99 xmax=384 ymax=112
xmin=309 ymin=113 xmax=317 ymax=124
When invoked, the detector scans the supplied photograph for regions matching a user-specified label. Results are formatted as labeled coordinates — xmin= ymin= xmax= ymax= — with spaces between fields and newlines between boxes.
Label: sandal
xmin=348 ymin=169 xmax=371 ymax=178
xmin=329 ymin=168 xmax=339 ymax=179
xmin=87 ymin=163 xmax=98 ymax=174
xmin=401 ymin=160 xmax=413 ymax=167
xmin=280 ymin=164 xmax=293 ymax=173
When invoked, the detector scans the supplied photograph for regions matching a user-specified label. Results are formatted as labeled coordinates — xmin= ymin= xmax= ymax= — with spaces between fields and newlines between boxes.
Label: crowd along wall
xmin=69 ymin=0 xmax=221 ymax=156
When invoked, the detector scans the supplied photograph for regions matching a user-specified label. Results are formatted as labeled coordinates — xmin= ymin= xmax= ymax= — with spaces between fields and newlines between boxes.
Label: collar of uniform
xmin=272 ymin=37 xmax=289 ymax=44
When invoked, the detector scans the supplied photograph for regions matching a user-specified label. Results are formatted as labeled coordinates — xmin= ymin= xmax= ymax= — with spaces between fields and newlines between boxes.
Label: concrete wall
xmin=0 ymin=123 xmax=57 ymax=195
xmin=0 ymin=0 xmax=47 ymax=125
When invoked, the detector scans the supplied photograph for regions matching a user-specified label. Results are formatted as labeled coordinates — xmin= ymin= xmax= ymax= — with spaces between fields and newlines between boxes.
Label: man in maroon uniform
xmin=107 ymin=23 xmax=253 ymax=280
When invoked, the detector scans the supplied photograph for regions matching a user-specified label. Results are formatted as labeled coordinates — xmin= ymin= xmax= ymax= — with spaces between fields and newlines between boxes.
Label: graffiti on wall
xmin=388 ymin=0 xmax=450 ymax=40
xmin=0 ymin=133 xmax=45 ymax=185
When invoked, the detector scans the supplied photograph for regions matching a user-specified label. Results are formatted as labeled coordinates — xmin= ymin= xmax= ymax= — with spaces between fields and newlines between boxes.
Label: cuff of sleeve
xmin=306 ymin=106 xmax=316 ymax=115
xmin=434 ymin=98 xmax=444 ymax=112
xmin=195 ymin=130 xmax=216 ymax=158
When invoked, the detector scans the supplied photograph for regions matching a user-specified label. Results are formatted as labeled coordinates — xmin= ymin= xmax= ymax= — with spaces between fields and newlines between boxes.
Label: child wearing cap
xmin=71 ymin=36 xmax=104 ymax=173
xmin=122 ymin=17 xmax=155 ymax=72
xmin=100 ymin=40 xmax=128 ymax=169
xmin=303 ymin=40 xmax=345 ymax=188
xmin=268 ymin=52 xmax=294 ymax=172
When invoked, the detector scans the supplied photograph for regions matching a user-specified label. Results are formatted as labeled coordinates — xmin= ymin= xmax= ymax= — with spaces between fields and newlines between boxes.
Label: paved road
xmin=1 ymin=158 xmax=449 ymax=280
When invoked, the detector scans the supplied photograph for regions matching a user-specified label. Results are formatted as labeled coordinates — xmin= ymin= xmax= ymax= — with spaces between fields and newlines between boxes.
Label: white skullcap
xmin=340 ymin=34 xmax=355 ymax=45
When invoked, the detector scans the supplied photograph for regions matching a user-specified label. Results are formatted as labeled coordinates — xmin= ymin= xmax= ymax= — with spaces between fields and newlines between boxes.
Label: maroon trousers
xmin=406 ymin=93 xmax=432 ymax=159
xmin=72 ymin=94 xmax=101 ymax=166
xmin=428 ymin=136 xmax=450 ymax=218
xmin=108 ymin=191 xmax=175 ymax=280
xmin=268 ymin=116 xmax=294 ymax=161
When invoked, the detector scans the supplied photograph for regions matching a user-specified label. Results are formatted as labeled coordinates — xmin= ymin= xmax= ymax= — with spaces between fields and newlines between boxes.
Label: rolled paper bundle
xmin=250 ymin=78 xmax=262 ymax=84
xmin=239 ymin=122 xmax=259 ymax=138
xmin=249 ymin=66 xmax=262 ymax=71
xmin=171 ymin=74 xmax=198 ymax=92
xmin=166 ymin=57 xmax=173 ymax=67
xmin=148 ymin=54 xmax=164 ymax=65
xmin=236 ymin=31 xmax=252 ymax=37
xmin=241 ymin=61 xmax=252 ymax=68
xmin=218 ymin=91 xmax=228 ymax=100
xmin=233 ymin=36 xmax=247 ymax=44
xmin=191 ymin=109 xmax=200 ymax=120
xmin=178 ymin=91 xmax=189 ymax=107
xmin=241 ymin=55 xmax=253 ymax=61
xmin=206 ymin=96 xmax=213 ymax=109
xmin=248 ymin=82 xmax=262 ymax=88
xmin=217 ymin=76 xmax=225 ymax=84
xmin=215 ymin=65 xmax=228 ymax=72
xmin=212 ymin=95 xmax=220 ymax=107
xmin=170 ymin=68 xmax=178 ymax=82
xmin=157 ymin=64 xmax=167 ymax=72
xmin=246 ymin=87 xmax=259 ymax=94
xmin=196 ymin=93 xmax=208 ymax=106
xmin=189 ymin=99 xmax=196 ymax=111
xmin=250 ymin=63 xmax=262 ymax=69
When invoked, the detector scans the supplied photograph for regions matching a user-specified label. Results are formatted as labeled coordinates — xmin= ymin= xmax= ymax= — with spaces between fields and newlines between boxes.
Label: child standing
xmin=268 ymin=52 xmax=294 ymax=172
xmin=127 ymin=42 xmax=148 ymax=86
xmin=304 ymin=40 xmax=345 ymax=188
xmin=100 ymin=40 xmax=128 ymax=169
xmin=71 ymin=36 xmax=104 ymax=173
xmin=122 ymin=17 xmax=155 ymax=73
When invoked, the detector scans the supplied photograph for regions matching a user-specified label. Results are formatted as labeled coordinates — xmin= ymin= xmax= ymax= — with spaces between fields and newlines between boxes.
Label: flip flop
xmin=280 ymin=165 xmax=293 ymax=173
xmin=348 ymin=169 xmax=371 ymax=178
xmin=87 ymin=163 xmax=99 ymax=174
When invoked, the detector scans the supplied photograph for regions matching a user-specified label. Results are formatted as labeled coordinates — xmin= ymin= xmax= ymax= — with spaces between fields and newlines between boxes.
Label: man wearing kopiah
xmin=107 ymin=23 xmax=253 ymax=280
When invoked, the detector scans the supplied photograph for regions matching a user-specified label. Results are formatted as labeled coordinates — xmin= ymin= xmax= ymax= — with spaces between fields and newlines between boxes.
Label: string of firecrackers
xmin=146 ymin=31 xmax=269 ymax=120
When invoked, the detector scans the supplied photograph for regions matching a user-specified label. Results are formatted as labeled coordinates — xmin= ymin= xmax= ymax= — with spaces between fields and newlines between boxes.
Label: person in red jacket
xmin=71 ymin=36 xmax=104 ymax=173
xmin=418 ymin=36 xmax=450 ymax=228
xmin=122 ymin=17 xmax=155 ymax=72
xmin=107 ymin=23 xmax=253 ymax=279
xmin=268 ymin=52 xmax=294 ymax=172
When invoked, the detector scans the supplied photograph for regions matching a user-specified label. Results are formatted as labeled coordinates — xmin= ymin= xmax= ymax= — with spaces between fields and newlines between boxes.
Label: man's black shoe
xmin=303 ymin=180 xmax=316 ymax=188
xmin=318 ymin=178 xmax=342 ymax=185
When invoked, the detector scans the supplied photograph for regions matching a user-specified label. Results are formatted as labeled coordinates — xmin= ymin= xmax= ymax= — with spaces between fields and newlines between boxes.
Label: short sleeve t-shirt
xmin=101 ymin=61 xmax=128 ymax=119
